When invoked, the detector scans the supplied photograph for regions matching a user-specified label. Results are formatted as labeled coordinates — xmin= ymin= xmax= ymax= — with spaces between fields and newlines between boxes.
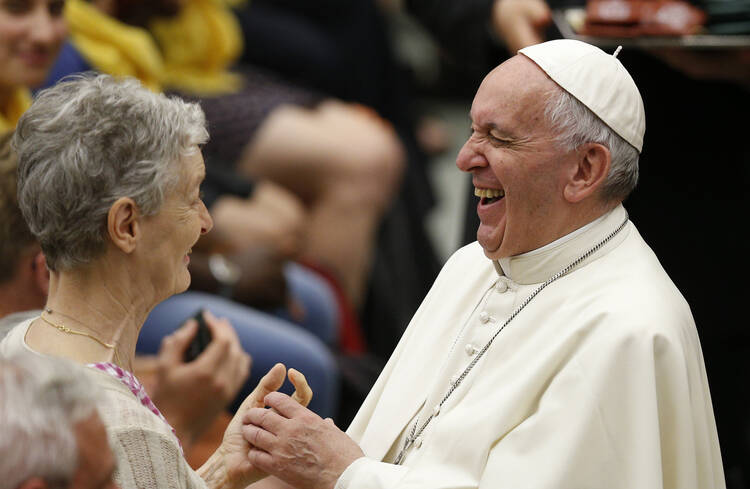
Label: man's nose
xmin=455 ymin=138 xmax=488 ymax=173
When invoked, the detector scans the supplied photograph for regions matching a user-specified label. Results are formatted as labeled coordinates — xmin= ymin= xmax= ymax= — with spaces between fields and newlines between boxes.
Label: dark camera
xmin=183 ymin=309 xmax=213 ymax=362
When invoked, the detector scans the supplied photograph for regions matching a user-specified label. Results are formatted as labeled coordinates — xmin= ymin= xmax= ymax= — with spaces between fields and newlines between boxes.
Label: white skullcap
xmin=519 ymin=39 xmax=645 ymax=152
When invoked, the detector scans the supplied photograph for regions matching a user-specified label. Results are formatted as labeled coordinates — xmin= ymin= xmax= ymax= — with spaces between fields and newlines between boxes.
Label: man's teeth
xmin=474 ymin=188 xmax=505 ymax=198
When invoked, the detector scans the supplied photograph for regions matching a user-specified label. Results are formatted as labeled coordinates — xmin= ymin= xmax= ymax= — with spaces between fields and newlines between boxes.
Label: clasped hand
xmin=243 ymin=392 xmax=365 ymax=489
xmin=197 ymin=363 xmax=312 ymax=489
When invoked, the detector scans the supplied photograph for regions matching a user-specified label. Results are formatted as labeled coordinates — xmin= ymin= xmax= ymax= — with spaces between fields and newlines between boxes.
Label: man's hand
xmin=198 ymin=365 xmax=313 ymax=489
xmin=147 ymin=311 xmax=251 ymax=448
xmin=491 ymin=0 xmax=551 ymax=54
xmin=243 ymin=392 xmax=365 ymax=489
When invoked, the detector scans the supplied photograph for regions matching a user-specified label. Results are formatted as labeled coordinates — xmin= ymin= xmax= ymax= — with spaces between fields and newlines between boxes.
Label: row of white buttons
xmin=413 ymin=283 xmax=513 ymax=454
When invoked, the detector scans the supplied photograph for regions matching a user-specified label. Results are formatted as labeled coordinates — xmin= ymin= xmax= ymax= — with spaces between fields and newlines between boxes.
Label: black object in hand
xmin=183 ymin=310 xmax=213 ymax=362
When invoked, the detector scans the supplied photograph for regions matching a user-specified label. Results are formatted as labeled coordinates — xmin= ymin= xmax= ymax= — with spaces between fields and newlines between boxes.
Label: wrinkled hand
xmin=491 ymin=0 xmax=551 ymax=54
xmin=149 ymin=311 xmax=251 ymax=448
xmin=198 ymin=365 xmax=312 ymax=489
xmin=210 ymin=181 xmax=306 ymax=258
xmin=243 ymin=392 xmax=365 ymax=489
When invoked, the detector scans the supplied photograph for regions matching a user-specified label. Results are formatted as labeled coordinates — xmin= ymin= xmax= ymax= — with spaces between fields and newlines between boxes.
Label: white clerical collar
xmin=494 ymin=205 xmax=628 ymax=284
xmin=521 ymin=210 xmax=609 ymax=257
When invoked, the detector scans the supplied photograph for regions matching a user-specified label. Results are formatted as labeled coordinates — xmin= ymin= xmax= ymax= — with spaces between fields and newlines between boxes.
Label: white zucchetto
xmin=519 ymin=39 xmax=646 ymax=152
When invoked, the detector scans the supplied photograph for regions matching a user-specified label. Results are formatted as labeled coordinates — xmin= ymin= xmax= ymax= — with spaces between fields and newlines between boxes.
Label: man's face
xmin=69 ymin=413 xmax=118 ymax=489
xmin=456 ymin=55 xmax=573 ymax=259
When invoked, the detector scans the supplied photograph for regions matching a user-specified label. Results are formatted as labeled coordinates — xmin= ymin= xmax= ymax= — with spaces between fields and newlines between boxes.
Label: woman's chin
xmin=173 ymin=271 xmax=191 ymax=296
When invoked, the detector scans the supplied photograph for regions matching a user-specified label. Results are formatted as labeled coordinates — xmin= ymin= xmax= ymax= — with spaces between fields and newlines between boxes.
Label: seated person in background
xmin=0 ymin=353 xmax=117 ymax=489
xmin=241 ymin=40 xmax=724 ymax=489
xmin=0 ymin=0 xmax=67 ymax=131
xmin=1 ymin=73 xmax=312 ymax=489
xmin=48 ymin=0 xmax=405 ymax=308
xmin=0 ymin=0 xmax=340 ymax=420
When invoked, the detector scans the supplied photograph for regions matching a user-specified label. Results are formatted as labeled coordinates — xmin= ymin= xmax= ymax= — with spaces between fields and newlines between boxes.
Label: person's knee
xmin=323 ymin=103 xmax=405 ymax=210
xmin=357 ymin=122 xmax=405 ymax=208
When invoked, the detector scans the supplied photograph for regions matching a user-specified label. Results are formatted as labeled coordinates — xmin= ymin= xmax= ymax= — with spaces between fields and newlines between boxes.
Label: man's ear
xmin=563 ymin=143 xmax=611 ymax=203
xmin=31 ymin=251 xmax=49 ymax=297
xmin=107 ymin=197 xmax=140 ymax=254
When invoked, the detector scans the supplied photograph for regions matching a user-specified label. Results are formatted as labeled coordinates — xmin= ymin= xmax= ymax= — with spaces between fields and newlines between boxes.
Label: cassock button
xmin=479 ymin=311 xmax=490 ymax=323
xmin=496 ymin=281 xmax=508 ymax=293
xmin=465 ymin=343 xmax=476 ymax=355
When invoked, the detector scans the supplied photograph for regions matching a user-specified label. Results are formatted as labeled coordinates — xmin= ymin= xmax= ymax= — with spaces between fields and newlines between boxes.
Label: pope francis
xmin=241 ymin=39 xmax=725 ymax=489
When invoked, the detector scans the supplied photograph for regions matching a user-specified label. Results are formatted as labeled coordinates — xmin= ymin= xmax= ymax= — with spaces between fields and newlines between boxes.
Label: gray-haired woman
xmin=0 ymin=74 xmax=311 ymax=489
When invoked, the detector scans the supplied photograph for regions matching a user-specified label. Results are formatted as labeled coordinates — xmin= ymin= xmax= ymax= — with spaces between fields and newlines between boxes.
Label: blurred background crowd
xmin=0 ymin=0 xmax=747 ymax=487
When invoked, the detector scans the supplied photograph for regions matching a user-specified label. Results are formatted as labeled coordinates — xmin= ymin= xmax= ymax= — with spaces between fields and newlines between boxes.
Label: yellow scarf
xmin=150 ymin=0 xmax=243 ymax=95
xmin=64 ymin=0 xmax=243 ymax=95
xmin=0 ymin=88 xmax=32 ymax=132
xmin=65 ymin=0 xmax=164 ymax=91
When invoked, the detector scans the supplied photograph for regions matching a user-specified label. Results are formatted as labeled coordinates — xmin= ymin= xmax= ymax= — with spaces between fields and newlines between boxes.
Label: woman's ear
xmin=107 ymin=197 xmax=139 ymax=254
xmin=563 ymin=143 xmax=611 ymax=203
xmin=31 ymin=251 xmax=49 ymax=297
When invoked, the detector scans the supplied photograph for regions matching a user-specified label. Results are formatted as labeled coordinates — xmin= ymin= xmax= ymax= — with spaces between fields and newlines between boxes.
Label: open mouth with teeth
xmin=475 ymin=188 xmax=505 ymax=205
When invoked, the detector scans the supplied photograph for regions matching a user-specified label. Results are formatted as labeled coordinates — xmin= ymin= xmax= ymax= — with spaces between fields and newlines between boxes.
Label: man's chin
xmin=476 ymin=225 xmax=507 ymax=259
xmin=481 ymin=245 xmax=507 ymax=260
xmin=477 ymin=236 xmax=504 ymax=260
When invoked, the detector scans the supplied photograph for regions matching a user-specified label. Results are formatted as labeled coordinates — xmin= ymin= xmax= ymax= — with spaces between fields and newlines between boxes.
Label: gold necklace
xmin=39 ymin=311 xmax=122 ymax=366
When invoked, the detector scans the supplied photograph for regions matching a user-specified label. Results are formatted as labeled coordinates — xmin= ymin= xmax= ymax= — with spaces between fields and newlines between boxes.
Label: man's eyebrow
xmin=484 ymin=122 xmax=518 ymax=140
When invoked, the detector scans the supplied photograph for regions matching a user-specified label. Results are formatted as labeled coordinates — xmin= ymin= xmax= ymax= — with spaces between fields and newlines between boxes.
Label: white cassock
xmin=336 ymin=205 xmax=725 ymax=489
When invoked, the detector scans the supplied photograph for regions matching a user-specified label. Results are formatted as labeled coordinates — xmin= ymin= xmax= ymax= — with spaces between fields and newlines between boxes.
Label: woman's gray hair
xmin=13 ymin=73 xmax=208 ymax=271
xmin=544 ymin=85 xmax=640 ymax=203
xmin=0 ymin=353 xmax=100 ymax=489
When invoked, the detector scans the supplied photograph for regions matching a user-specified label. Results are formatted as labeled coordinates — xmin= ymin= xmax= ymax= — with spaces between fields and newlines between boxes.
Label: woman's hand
xmin=147 ymin=311 xmax=251 ymax=449
xmin=197 ymin=364 xmax=312 ymax=489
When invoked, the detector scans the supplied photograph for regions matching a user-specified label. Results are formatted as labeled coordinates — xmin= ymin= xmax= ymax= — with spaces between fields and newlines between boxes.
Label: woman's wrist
xmin=197 ymin=447 xmax=265 ymax=489
xmin=197 ymin=450 xmax=230 ymax=489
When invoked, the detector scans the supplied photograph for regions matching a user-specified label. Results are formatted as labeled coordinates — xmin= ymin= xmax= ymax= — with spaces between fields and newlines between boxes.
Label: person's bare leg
xmin=237 ymin=100 xmax=404 ymax=307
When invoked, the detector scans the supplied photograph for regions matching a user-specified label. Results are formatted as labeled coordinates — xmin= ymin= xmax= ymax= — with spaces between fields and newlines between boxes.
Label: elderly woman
xmin=0 ymin=73 xmax=311 ymax=489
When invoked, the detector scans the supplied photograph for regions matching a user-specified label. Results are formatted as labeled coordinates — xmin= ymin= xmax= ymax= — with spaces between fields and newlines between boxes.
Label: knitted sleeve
xmin=108 ymin=426 xmax=208 ymax=489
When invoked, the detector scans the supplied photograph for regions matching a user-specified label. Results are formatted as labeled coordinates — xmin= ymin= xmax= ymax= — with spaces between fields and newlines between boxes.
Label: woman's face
xmin=0 ymin=0 xmax=67 ymax=90
xmin=139 ymin=150 xmax=213 ymax=301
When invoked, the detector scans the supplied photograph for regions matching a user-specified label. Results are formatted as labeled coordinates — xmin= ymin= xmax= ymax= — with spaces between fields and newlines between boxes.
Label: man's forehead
xmin=470 ymin=56 xmax=555 ymax=126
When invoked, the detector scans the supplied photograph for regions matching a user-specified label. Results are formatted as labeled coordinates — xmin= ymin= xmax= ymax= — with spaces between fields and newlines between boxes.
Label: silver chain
xmin=393 ymin=215 xmax=629 ymax=465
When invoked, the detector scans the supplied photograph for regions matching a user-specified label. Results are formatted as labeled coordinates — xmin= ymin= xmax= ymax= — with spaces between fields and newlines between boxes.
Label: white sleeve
xmin=334 ymin=457 xmax=408 ymax=489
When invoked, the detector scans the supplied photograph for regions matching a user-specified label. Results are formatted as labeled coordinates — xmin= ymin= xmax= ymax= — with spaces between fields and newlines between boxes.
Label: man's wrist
xmin=333 ymin=457 xmax=370 ymax=489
